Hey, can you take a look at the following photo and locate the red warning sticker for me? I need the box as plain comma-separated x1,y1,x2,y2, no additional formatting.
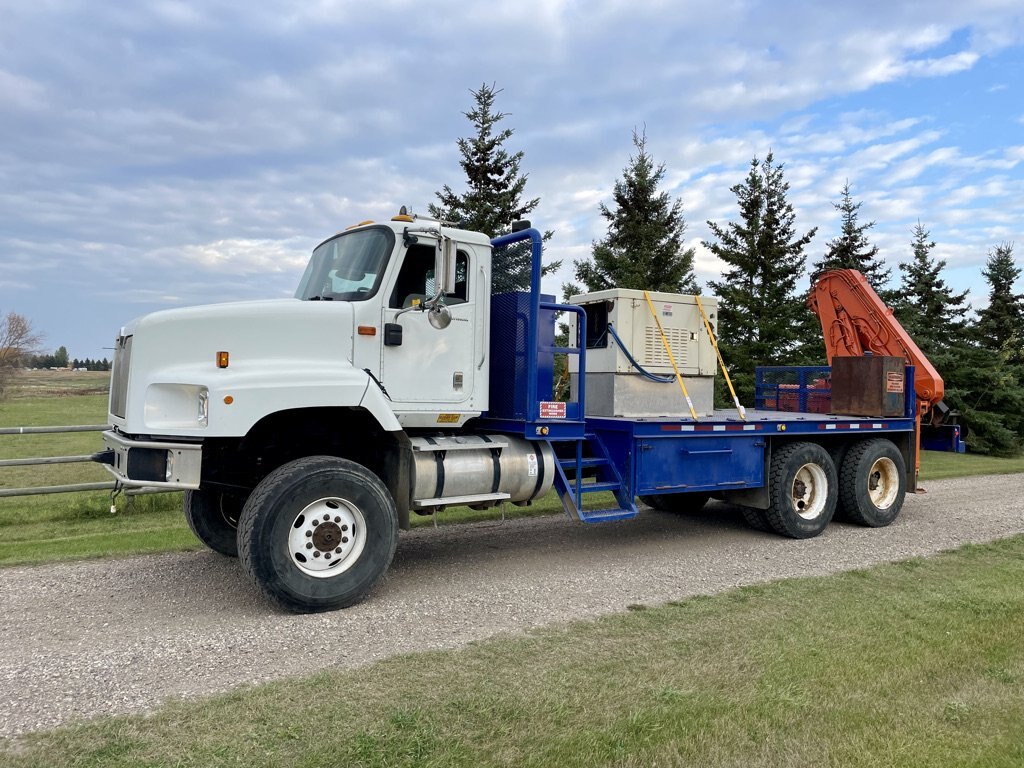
540,401,566,418
886,371,904,393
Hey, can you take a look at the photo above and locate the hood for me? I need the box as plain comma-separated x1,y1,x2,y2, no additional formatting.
124,298,355,366
110,298,360,435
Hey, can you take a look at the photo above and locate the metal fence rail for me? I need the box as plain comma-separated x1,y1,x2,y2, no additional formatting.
0,424,108,435
0,424,165,498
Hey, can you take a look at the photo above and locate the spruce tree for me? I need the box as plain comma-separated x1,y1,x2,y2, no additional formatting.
430,83,555,293
976,242,1023,360
894,222,969,354
813,181,892,297
569,130,698,295
936,341,1024,456
53,346,69,368
947,240,1024,454
706,153,817,401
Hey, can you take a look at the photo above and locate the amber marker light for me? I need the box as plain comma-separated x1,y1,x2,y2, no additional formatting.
216,351,230,368
357,326,377,336
223,396,234,405
344,220,374,230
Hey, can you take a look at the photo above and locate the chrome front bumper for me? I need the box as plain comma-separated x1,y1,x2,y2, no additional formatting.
97,430,203,490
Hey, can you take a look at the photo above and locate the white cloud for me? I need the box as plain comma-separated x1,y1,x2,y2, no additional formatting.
886,147,963,184
156,237,310,275
0,69,46,112
2,0,1023,356
900,50,981,77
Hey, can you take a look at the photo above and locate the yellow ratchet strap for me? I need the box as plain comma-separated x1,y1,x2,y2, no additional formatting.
643,290,699,421
694,295,746,421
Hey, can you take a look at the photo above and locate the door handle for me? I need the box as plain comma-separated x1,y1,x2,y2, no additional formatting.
478,263,489,370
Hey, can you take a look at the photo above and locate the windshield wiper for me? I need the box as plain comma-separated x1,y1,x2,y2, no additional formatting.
308,295,334,301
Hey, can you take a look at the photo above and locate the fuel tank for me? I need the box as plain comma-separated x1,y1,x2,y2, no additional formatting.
409,434,555,509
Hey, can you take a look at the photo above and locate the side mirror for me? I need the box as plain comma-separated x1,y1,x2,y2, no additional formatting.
428,304,452,330
434,235,458,296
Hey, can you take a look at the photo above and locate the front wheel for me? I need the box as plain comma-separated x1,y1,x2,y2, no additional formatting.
184,489,246,557
839,439,906,527
765,442,837,539
238,456,399,613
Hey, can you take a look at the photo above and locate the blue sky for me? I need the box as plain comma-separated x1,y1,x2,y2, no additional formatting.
1,0,1022,360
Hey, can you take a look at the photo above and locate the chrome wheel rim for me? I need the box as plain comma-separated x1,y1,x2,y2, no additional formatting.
288,497,367,578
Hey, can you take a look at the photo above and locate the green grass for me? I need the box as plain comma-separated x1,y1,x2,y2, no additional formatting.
3,369,111,400
0,379,190,565
0,373,583,566
4,536,1023,767
918,450,1024,480
1,370,1021,567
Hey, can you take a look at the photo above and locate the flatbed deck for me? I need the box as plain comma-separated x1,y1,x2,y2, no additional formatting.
588,409,916,438
562,408,919,507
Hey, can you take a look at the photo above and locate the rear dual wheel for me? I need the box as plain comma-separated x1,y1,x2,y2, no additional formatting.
640,492,710,514
765,442,837,539
839,439,906,527
740,507,772,532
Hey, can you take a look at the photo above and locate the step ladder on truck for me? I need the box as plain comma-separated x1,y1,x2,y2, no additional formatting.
93,212,961,612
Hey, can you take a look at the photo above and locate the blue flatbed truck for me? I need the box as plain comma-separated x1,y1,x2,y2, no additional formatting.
96,214,958,611
479,225,929,541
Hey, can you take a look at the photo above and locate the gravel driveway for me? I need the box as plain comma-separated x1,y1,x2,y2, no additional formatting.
1,473,1022,737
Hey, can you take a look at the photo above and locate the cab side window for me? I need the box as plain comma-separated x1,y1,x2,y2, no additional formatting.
389,244,470,309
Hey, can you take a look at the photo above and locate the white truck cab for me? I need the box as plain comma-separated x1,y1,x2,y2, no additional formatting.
96,213,555,612
108,216,492,444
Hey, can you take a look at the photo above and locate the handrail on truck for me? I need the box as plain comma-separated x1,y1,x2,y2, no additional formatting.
490,226,587,425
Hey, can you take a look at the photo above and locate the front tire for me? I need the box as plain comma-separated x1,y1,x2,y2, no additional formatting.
184,489,246,557
765,442,837,539
839,439,906,527
238,456,399,613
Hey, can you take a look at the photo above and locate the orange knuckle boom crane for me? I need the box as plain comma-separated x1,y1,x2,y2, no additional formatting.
808,268,956,472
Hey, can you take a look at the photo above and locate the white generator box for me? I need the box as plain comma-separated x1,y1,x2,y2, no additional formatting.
567,289,719,418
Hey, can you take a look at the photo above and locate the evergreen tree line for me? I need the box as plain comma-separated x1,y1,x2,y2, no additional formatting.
70,357,112,371
25,346,111,371
431,85,1023,455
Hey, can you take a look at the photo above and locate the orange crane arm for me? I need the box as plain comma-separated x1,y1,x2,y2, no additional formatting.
807,269,944,409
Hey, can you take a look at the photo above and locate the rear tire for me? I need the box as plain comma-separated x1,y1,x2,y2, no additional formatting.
740,507,772,532
238,456,398,613
640,492,711,514
839,439,906,527
828,443,851,520
765,442,837,539
184,489,246,557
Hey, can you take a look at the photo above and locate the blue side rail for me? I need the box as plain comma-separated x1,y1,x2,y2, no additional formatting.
484,228,588,439
755,366,832,413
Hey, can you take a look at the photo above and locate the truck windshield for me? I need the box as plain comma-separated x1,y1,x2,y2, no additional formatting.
295,227,395,301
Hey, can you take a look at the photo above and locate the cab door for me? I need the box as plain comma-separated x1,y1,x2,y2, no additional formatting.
379,242,476,407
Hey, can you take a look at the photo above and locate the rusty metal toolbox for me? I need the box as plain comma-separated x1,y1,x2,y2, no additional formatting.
830,355,906,418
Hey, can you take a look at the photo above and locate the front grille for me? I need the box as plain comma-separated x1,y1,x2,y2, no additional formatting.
110,335,132,419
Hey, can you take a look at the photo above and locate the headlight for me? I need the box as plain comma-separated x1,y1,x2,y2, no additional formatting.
144,384,211,430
